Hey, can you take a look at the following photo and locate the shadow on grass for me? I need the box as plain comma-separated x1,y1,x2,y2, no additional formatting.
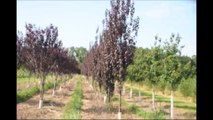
155,98,195,111
183,112,196,118
163,105,170,109
81,104,129,115
43,100,65,107
175,104,196,111
17,75,30,79
156,96,192,104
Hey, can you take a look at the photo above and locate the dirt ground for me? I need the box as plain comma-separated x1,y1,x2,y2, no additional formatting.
80,78,141,119
17,75,195,119
16,76,77,119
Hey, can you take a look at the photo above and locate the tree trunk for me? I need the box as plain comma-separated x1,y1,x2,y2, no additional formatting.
130,80,133,98
104,95,107,104
92,79,94,88
115,82,116,92
118,111,121,119
123,86,125,95
59,86,62,91
39,77,45,109
108,87,110,103
170,90,174,119
130,87,133,98
52,83,55,96
139,88,141,102
98,83,102,99
118,82,122,119
152,84,155,109
52,74,58,96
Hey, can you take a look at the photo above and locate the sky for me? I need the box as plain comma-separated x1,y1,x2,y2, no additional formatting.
17,0,196,57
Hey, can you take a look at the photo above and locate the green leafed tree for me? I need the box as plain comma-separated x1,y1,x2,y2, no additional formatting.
148,35,164,109
69,47,88,68
162,33,185,119
127,47,149,100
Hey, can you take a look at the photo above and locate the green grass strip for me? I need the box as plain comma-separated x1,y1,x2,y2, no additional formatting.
124,85,196,111
112,95,166,119
128,104,166,119
17,77,68,104
63,78,83,119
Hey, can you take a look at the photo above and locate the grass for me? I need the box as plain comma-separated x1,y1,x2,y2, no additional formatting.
125,85,152,97
175,104,196,112
17,76,37,84
126,81,195,103
124,84,196,111
125,99,166,119
63,78,83,119
17,86,40,103
155,96,196,111
85,77,167,119
112,95,166,119
17,76,69,103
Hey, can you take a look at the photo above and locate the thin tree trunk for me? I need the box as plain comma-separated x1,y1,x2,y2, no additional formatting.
52,80,56,96
104,95,107,104
115,82,116,92
170,90,174,119
123,86,125,95
52,74,58,96
108,87,110,103
92,79,94,88
130,87,133,98
118,82,122,119
98,83,101,99
28,71,32,87
59,76,62,91
130,80,133,98
39,76,45,109
139,88,141,102
152,84,155,109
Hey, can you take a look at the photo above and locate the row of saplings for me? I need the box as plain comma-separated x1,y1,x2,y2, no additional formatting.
17,23,80,108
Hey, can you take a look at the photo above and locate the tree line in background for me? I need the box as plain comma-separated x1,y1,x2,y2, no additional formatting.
69,46,88,69
127,41,196,100
126,34,196,118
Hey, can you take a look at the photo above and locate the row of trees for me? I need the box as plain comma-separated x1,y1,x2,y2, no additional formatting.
81,0,140,118
17,24,80,108
126,34,196,119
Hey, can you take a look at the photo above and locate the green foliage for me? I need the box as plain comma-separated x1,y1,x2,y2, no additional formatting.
17,76,37,84
163,33,185,91
127,48,150,83
63,79,83,119
69,46,87,64
128,103,165,119
179,77,196,99
148,109,166,119
125,83,196,111
129,104,138,113
157,77,168,94
17,68,33,78
17,86,40,103
17,81,55,103
111,96,119,101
